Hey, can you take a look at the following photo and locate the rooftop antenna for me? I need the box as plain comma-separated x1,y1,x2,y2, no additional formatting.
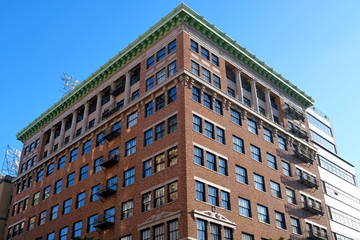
1,145,21,177
61,72,80,95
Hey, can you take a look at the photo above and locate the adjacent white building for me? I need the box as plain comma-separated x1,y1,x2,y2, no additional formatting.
307,107,360,240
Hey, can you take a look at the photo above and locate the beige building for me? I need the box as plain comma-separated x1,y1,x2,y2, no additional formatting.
0,175,13,240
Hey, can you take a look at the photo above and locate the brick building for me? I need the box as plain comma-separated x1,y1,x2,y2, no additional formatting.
5,4,332,240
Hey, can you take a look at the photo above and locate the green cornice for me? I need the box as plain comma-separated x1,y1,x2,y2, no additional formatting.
16,3,314,142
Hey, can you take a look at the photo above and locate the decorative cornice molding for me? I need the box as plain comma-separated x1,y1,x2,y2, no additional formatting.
17,3,313,142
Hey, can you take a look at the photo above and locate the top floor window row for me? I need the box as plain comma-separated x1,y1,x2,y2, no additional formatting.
190,39,219,67
23,138,40,156
147,39,177,69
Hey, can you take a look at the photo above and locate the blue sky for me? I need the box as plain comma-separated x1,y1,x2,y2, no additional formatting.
1,0,359,179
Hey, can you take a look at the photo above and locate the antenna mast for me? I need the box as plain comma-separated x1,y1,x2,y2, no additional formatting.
61,72,80,95
1,145,21,177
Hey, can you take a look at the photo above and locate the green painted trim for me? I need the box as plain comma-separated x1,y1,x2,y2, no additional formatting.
17,3,313,142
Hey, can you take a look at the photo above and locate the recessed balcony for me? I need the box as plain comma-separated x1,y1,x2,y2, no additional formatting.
101,105,118,120
111,82,125,96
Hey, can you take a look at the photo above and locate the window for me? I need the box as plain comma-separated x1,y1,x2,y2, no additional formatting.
147,55,154,69
197,219,206,240
141,229,151,240
146,76,154,91
91,185,100,202
125,138,136,156
227,87,235,97
266,153,277,170
43,185,51,200
221,191,230,210
168,86,177,103
155,153,165,172
168,181,178,202
88,214,98,233
67,172,75,187
215,99,223,115
168,61,177,76
307,113,332,136
239,197,251,217
259,106,266,116
168,219,179,240
275,211,286,229
73,221,82,238
131,89,140,101
328,207,360,232
233,135,244,153
230,109,241,125
286,188,296,204
290,217,301,234
250,145,261,162
210,223,220,240
196,181,205,201
201,46,210,60
219,158,228,176
206,152,216,171
257,204,269,223
143,159,152,178
323,181,360,209
213,74,221,88
254,173,265,192
193,115,202,133
33,192,40,206
168,39,176,54
270,181,281,198
54,179,62,194
120,235,132,240
78,165,89,181
82,140,91,155
59,227,68,240
145,101,153,118
76,192,86,208
144,129,153,146
205,121,214,139
50,205,59,220
63,198,72,215
208,186,218,206
37,169,43,182
168,115,177,134
156,68,166,84
278,136,287,150
189,38,200,52
191,61,200,76
46,163,54,176
282,161,291,176
58,156,66,169
104,207,116,223
127,111,138,128
192,86,201,103
28,216,35,231
155,122,165,140
212,54,219,66
122,200,133,219
155,94,165,111
70,148,78,162
318,155,355,184
93,157,102,174
142,192,151,212
123,167,135,187
203,93,213,109
47,232,55,240
156,47,166,61
242,232,254,240
194,146,204,165
263,128,273,143
154,224,164,240
168,147,178,166
236,165,248,184
202,67,210,82
215,127,226,144
154,187,165,207
39,210,47,225
247,119,258,134
333,233,354,240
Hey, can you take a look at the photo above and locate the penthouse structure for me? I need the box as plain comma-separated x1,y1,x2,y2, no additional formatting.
6,4,333,240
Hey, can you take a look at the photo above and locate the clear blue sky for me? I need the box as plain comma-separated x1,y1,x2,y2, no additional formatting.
1,1,359,179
